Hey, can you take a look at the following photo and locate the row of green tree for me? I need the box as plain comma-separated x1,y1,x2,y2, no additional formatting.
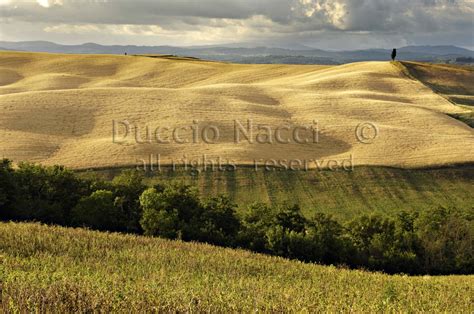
1,160,472,275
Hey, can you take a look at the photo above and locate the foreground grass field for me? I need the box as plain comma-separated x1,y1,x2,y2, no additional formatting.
0,222,472,312
86,165,474,218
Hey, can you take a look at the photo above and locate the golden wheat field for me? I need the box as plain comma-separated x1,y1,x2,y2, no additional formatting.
0,51,472,169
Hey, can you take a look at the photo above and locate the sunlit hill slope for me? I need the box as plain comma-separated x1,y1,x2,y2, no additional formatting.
0,51,472,169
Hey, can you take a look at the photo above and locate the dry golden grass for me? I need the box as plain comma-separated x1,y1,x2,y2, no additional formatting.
0,51,472,169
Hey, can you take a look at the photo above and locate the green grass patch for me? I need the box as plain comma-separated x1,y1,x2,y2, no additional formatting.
82,165,474,219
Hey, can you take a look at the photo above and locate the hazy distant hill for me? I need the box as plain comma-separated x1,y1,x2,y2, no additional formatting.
0,41,472,64
399,45,474,55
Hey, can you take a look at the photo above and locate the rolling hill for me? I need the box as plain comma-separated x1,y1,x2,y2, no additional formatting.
0,51,473,170
1,222,472,312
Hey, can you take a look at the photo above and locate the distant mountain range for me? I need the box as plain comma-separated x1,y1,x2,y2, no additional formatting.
1,41,473,64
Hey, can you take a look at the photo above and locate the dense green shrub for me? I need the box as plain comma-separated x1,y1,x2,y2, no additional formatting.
8,162,88,224
416,207,473,274
139,183,202,239
346,213,422,273
140,184,240,246
71,190,124,231
238,203,276,252
274,204,307,233
0,159,15,217
111,170,147,233
198,195,241,246
305,213,349,264
139,187,181,238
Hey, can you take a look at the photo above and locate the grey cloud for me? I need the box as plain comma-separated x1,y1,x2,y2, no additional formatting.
0,0,472,49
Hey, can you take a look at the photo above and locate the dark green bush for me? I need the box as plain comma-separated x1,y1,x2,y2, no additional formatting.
0,160,15,213
274,204,307,233
198,195,241,246
416,207,473,274
139,182,203,239
9,162,88,224
238,203,276,252
139,187,181,238
140,184,240,246
71,190,125,231
305,213,348,264
112,170,147,233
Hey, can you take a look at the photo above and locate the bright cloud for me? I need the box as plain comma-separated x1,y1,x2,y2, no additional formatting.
36,0,63,8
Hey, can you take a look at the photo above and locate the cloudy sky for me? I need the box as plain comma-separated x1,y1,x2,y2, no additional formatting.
0,0,473,50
